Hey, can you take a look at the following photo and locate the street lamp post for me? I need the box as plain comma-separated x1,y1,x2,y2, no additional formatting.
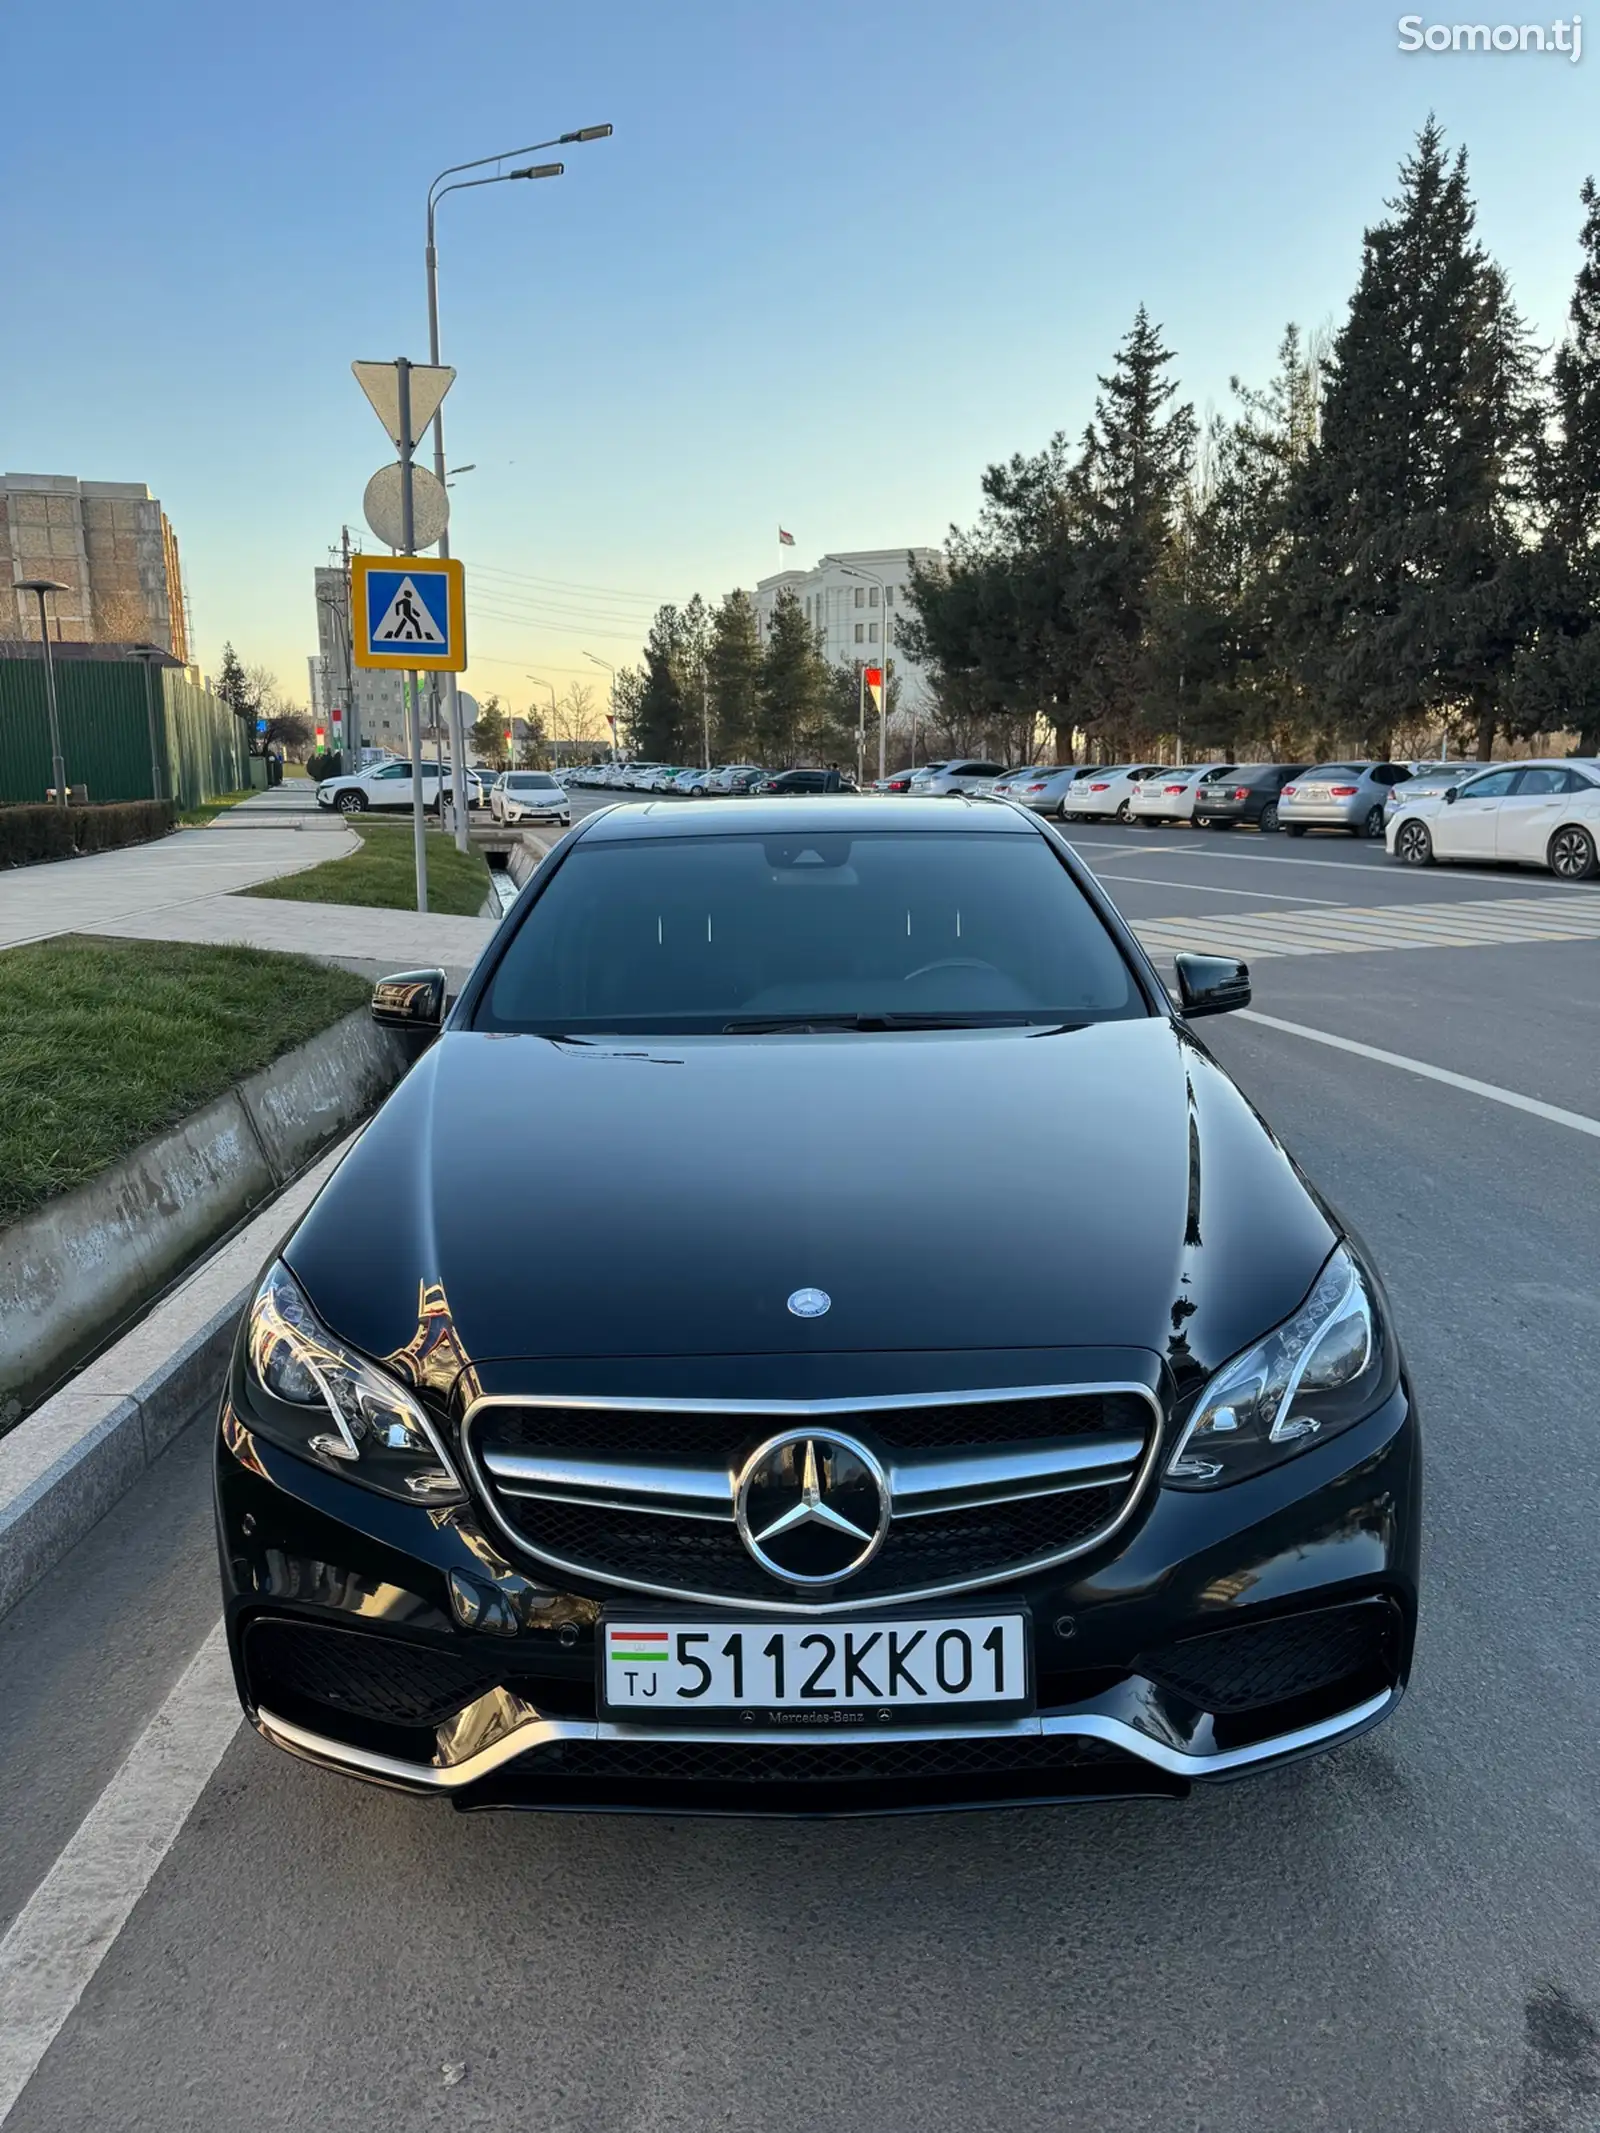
15,579,70,805
426,123,612,852
125,643,170,802
583,651,617,758
526,674,557,766
827,561,892,782
317,591,358,768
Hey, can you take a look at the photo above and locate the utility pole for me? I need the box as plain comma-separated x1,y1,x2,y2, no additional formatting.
340,525,359,766
396,358,428,914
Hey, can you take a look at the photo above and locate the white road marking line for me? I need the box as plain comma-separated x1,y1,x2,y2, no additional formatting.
1091,872,1347,906
1236,1012,1600,1140
1070,834,1576,890
0,1622,239,2126
1131,895,1600,960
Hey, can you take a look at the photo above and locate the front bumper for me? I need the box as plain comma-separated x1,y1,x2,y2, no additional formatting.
217,1370,1420,1814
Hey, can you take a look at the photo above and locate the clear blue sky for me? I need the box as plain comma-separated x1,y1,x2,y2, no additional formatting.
3,0,1595,719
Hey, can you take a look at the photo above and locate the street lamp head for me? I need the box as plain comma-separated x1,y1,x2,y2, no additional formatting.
510,162,564,181
14,577,68,596
125,642,169,663
561,124,614,143
583,651,614,672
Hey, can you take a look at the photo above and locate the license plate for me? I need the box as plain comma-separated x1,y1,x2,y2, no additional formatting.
599,1613,1031,1725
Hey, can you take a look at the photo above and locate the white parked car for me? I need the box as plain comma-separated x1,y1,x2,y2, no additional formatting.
673,768,713,796
490,770,571,826
1059,765,1166,824
1387,760,1600,879
707,763,761,793
1129,765,1239,825
315,759,447,815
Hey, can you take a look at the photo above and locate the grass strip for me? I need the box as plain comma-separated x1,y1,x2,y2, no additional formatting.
0,937,369,1226
179,789,253,827
242,817,491,917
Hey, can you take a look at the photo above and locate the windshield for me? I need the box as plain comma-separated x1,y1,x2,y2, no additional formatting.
476,829,1145,1034
509,773,557,790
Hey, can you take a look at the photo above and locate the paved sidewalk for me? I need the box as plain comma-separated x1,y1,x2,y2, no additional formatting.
91,893,496,985
0,820,358,953
205,783,327,824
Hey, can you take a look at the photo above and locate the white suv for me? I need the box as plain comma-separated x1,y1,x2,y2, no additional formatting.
316,760,446,814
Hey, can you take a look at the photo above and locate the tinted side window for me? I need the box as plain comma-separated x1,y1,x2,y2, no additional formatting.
1514,767,1578,795
1460,769,1520,798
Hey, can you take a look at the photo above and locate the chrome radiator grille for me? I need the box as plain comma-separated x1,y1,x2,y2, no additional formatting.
461,1386,1160,1612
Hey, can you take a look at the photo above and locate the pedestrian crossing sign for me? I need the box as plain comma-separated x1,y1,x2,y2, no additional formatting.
351,554,466,671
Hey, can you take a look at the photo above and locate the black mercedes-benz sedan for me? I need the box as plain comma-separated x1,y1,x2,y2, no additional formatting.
216,797,1420,1814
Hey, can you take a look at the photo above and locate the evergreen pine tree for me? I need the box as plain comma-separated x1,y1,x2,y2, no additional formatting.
1520,178,1600,755
1062,306,1197,752
707,591,763,759
633,605,695,761
214,643,257,724
757,589,831,763
1285,121,1538,754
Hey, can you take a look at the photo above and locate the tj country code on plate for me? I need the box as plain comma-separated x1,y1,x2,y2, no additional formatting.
600,1614,1030,1721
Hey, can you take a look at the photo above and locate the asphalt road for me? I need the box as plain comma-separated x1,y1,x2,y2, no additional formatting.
4,817,1599,2133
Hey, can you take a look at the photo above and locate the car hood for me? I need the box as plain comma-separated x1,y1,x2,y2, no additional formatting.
285,1020,1336,1392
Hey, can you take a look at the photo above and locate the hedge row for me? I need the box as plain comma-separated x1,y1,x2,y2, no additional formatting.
0,801,178,869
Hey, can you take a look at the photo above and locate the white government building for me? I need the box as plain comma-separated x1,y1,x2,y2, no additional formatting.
753,546,940,713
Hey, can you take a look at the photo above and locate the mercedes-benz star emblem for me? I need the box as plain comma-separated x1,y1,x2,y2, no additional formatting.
787,1288,831,1318
734,1430,890,1586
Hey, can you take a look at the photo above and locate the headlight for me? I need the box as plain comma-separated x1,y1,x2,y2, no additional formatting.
1164,1246,1389,1489
243,1261,464,1503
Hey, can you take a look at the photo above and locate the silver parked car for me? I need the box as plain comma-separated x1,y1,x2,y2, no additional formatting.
1385,762,1487,816
1008,765,1081,816
1278,762,1415,838
909,758,1008,796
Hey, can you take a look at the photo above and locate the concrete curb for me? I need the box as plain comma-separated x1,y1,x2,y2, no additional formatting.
0,1133,354,1623
0,1011,408,1426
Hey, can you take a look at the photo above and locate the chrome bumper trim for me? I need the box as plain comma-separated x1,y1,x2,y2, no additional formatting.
254,1686,1396,1795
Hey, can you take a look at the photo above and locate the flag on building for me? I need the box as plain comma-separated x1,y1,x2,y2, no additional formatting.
778,527,796,547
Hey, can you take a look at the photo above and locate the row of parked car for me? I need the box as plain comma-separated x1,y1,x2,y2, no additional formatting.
563,762,857,796
549,751,1600,880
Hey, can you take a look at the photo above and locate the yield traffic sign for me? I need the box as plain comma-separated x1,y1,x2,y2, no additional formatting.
351,360,456,449
351,554,467,671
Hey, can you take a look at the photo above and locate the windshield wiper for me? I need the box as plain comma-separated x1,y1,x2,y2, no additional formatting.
722,1011,1053,1033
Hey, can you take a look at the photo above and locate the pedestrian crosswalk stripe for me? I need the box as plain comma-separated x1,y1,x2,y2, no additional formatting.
1131,895,1600,962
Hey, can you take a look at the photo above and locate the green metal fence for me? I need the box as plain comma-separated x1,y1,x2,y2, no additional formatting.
0,658,248,809
161,671,250,808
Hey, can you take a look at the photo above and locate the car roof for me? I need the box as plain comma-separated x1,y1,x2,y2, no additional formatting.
576,795,1038,841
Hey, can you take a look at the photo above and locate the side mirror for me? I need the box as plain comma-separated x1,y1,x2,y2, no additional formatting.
371,967,447,1035
1173,952,1251,1020
1443,787,1458,804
